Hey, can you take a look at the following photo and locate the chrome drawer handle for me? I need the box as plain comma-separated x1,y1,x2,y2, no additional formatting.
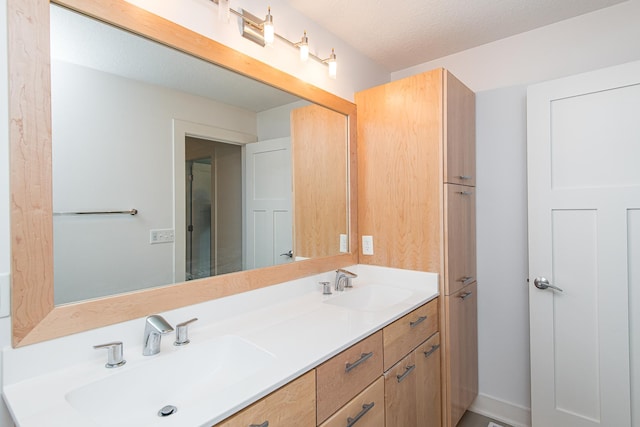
424,344,440,358
457,190,473,195
459,291,473,301
457,276,475,285
409,315,427,328
396,364,416,383
458,175,472,180
249,422,268,427
345,352,374,373
346,402,375,427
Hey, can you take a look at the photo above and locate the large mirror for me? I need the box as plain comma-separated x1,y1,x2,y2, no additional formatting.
8,0,357,346
50,4,348,305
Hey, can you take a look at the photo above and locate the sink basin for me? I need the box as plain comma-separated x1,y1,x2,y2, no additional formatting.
324,284,412,311
65,335,274,426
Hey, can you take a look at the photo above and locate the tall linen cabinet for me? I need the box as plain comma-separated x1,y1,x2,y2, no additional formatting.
355,68,477,427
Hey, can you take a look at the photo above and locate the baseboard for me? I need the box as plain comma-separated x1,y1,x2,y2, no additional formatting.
468,393,532,427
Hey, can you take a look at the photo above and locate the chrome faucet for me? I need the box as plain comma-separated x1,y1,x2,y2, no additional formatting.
143,315,174,356
335,268,358,291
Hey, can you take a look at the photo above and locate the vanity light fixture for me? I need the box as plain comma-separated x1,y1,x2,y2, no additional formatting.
296,31,309,62
209,0,338,78
324,48,337,79
263,7,275,46
217,0,229,22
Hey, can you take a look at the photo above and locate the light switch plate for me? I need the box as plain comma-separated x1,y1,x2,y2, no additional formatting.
362,235,374,255
150,229,175,244
339,234,348,253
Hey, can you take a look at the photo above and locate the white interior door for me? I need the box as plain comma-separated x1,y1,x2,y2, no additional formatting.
527,60,640,427
244,137,293,269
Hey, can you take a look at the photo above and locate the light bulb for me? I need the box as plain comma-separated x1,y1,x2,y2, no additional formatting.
217,0,229,22
328,48,337,79
263,7,274,46
299,31,309,62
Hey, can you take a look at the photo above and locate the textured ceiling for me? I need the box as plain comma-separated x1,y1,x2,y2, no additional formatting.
284,0,628,71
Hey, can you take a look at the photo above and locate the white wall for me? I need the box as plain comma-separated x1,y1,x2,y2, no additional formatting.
52,60,257,304
391,1,640,425
125,0,390,101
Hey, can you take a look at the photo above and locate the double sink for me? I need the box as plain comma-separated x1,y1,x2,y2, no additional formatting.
3,268,439,427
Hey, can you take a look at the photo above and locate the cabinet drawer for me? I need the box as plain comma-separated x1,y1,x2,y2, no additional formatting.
319,376,384,427
383,299,438,371
215,370,316,427
444,184,476,295
317,331,383,424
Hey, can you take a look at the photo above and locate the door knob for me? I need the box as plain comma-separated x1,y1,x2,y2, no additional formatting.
533,277,563,293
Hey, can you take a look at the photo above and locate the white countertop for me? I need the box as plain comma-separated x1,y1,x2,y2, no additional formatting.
2,265,438,427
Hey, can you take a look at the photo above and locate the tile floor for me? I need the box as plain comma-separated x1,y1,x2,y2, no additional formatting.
457,411,514,427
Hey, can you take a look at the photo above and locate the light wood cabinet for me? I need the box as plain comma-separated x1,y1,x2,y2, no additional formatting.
319,377,385,427
385,332,442,427
215,370,316,427
417,332,442,427
356,68,477,427
291,104,348,259
385,349,419,426
444,73,476,187
444,184,476,296
383,298,438,371
316,331,383,424
445,283,478,427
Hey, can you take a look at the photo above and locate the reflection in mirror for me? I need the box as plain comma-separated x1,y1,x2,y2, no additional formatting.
50,4,348,305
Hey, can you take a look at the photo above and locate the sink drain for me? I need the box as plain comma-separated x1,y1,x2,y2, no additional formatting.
158,405,178,417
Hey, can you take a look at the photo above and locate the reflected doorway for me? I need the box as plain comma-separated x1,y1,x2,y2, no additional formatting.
185,137,242,280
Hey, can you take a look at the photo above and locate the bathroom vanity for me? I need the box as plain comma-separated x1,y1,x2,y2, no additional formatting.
2,265,439,426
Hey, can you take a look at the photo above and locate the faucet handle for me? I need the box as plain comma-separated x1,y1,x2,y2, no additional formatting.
94,341,126,368
320,281,332,295
174,317,198,346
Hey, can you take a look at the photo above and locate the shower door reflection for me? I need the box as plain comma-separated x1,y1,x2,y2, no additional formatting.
185,137,242,280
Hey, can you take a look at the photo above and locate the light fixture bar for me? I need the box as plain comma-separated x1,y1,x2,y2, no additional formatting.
209,0,336,75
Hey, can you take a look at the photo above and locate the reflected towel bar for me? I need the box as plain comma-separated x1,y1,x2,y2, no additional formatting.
54,209,138,216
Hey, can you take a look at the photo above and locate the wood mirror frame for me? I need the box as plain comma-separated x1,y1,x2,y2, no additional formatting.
8,0,358,347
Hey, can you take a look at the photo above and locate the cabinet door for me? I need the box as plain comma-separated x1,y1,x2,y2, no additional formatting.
445,283,478,427
444,184,476,295
416,333,441,427
319,377,385,427
444,71,476,186
215,371,316,427
385,351,418,426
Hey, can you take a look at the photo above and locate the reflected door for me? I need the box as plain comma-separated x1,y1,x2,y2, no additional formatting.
245,138,293,269
185,137,242,279
186,159,212,280
527,61,640,426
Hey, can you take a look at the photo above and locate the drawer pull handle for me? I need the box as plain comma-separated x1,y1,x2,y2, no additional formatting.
457,190,473,195
459,291,473,300
249,422,268,427
346,402,375,427
409,316,427,328
396,364,416,383
424,344,441,358
457,276,475,285
345,352,374,373
458,175,472,180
